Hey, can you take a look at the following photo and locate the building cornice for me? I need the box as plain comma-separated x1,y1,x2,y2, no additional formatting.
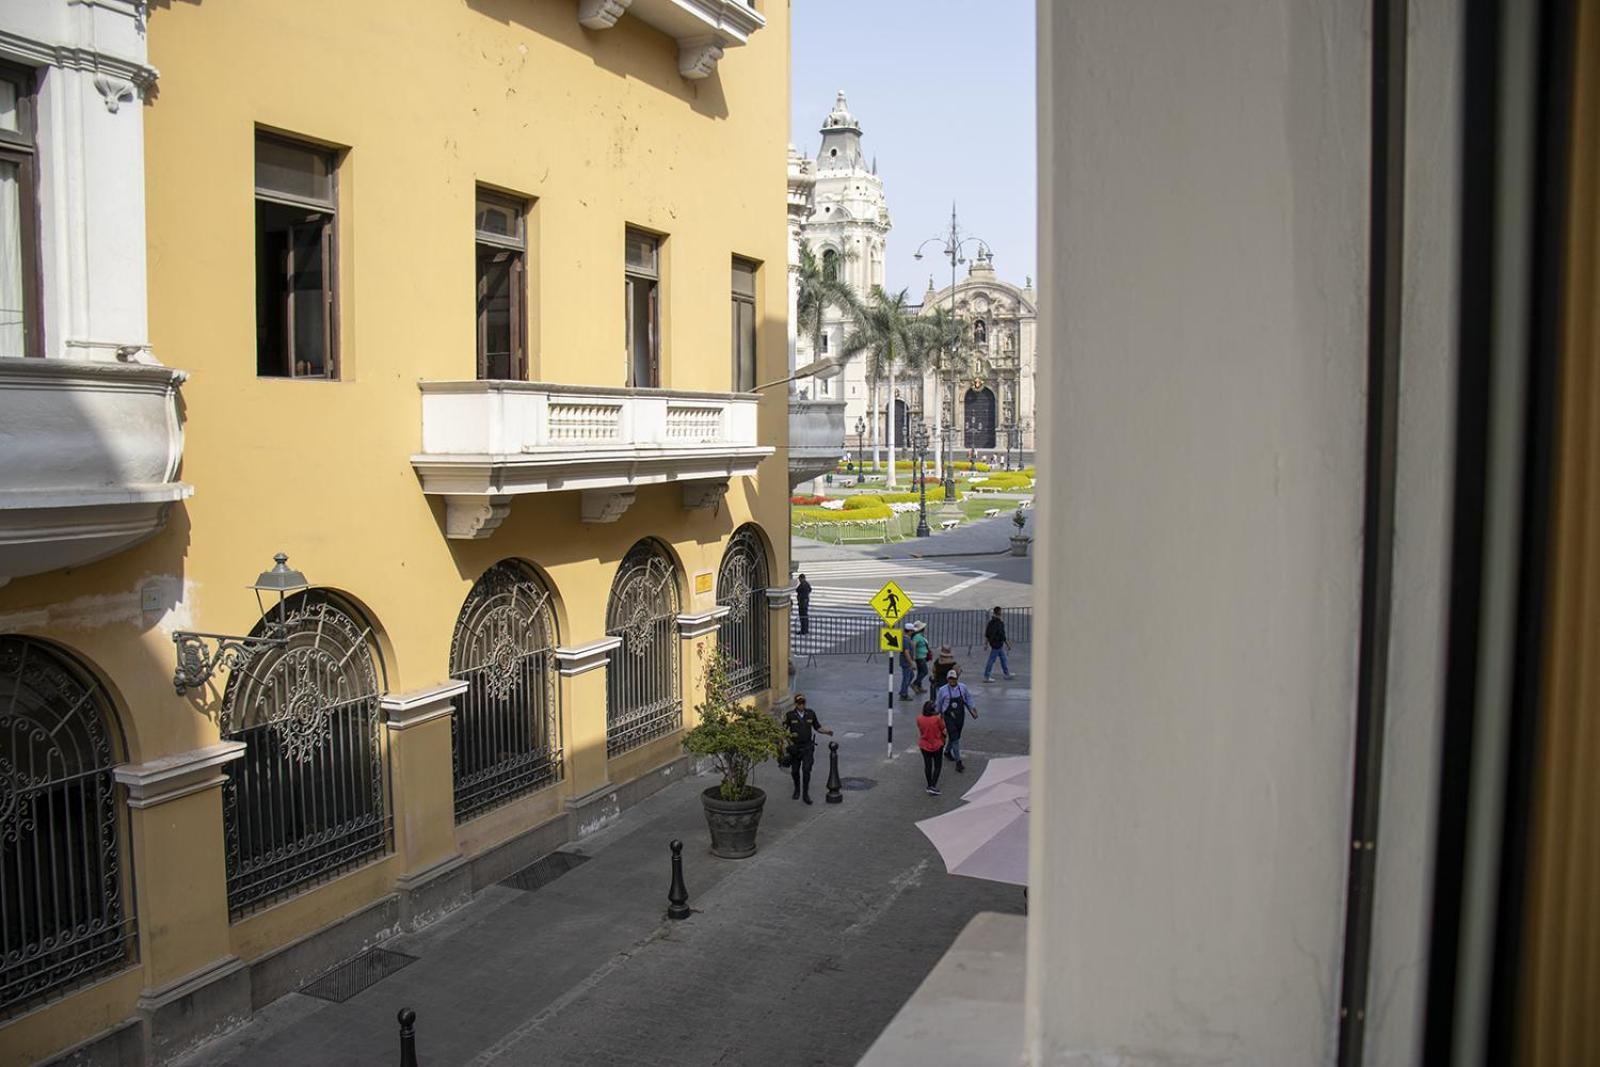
0,29,158,92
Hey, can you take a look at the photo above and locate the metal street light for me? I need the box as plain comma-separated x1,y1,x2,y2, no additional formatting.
912,421,932,538
172,553,309,695
854,415,867,477
914,203,990,492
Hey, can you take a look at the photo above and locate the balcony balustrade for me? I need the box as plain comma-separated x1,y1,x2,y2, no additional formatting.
412,380,774,538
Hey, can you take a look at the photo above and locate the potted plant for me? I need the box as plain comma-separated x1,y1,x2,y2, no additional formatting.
682,649,790,858
1009,506,1032,557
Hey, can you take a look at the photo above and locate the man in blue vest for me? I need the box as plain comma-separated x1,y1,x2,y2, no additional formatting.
934,667,978,773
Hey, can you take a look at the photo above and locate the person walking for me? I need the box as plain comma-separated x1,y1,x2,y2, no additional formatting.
983,607,1015,682
897,622,917,700
932,644,959,690
916,699,947,796
934,668,978,773
795,573,812,635
783,694,832,804
910,621,932,694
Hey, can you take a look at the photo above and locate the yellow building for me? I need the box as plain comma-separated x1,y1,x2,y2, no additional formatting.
0,1,790,1063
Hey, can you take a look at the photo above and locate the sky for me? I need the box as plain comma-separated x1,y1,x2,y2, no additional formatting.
789,0,1037,299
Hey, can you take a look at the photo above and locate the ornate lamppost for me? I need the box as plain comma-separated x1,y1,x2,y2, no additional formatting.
914,204,990,489
854,415,867,477
912,421,932,538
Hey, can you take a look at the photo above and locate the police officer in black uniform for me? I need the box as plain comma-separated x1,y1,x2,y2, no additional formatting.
783,694,833,804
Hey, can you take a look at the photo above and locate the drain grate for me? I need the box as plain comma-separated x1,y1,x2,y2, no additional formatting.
300,947,418,1004
501,850,590,892
839,777,878,791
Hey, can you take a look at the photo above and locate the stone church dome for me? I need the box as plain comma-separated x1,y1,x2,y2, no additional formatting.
822,89,860,132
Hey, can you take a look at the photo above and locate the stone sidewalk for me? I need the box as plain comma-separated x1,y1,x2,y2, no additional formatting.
175,659,1032,1067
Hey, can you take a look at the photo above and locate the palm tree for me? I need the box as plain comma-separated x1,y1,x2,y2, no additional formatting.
793,240,862,375
919,304,967,481
839,287,929,489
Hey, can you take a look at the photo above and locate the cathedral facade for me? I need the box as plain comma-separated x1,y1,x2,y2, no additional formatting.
791,91,1037,465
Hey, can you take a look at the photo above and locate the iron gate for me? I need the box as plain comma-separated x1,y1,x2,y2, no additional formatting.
450,561,562,822
605,542,681,757
220,593,388,919
716,526,770,698
0,637,134,1017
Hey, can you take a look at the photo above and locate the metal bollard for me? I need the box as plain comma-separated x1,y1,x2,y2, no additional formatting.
825,741,843,804
667,839,691,920
397,1007,417,1067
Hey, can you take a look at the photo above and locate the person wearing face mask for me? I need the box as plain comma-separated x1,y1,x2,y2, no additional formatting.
933,667,978,773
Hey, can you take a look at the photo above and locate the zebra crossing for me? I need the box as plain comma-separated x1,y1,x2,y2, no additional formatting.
796,558,997,610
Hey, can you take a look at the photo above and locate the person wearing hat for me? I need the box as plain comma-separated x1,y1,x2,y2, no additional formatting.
910,620,932,694
897,622,917,700
934,666,978,773
782,694,833,804
932,644,959,690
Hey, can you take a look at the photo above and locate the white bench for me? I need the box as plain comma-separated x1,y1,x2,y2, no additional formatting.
938,518,960,531
983,508,1001,518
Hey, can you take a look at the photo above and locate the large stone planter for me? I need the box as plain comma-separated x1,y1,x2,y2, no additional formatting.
1009,536,1032,558
701,786,766,858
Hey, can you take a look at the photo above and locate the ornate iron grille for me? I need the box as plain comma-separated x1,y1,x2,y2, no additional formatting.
0,637,135,1018
449,562,562,822
605,542,682,757
220,593,388,920
716,527,770,698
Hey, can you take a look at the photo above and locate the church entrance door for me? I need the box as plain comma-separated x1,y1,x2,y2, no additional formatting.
964,387,997,449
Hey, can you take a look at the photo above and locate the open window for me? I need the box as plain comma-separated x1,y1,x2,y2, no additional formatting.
255,134,338,378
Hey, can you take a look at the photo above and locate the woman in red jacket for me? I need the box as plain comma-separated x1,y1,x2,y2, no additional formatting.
916,700,947,796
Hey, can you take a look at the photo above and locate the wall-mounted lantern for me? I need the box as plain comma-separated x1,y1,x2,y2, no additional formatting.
171,553,309,695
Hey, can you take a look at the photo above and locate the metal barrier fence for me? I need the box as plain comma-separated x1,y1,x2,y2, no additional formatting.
790,607,1032,661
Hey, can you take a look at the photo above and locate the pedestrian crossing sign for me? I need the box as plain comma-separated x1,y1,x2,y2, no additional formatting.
880,626,903,652
870,580,914,624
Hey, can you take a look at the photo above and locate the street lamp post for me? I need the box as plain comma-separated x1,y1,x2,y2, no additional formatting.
913,421,931,538
914,204,990,490
854,415,866,478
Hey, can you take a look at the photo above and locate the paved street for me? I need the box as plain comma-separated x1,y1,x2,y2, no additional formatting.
176,655,1031,1067
793,510,1036,565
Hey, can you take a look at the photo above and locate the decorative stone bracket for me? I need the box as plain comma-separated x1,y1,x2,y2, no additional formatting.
554,636,624,677
677,36,725,79
381,679,470,731
445,495,512,539
572,0,764,81
577,0,632,29
681,479,728,511
581,488,636,524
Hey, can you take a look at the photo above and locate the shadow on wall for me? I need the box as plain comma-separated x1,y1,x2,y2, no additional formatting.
463,0,732,120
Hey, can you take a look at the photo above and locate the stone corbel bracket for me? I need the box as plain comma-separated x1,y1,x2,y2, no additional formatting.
114,741,246,809
577,0,633,29
555,636,624,677
445,495,512,539
381,679,470,731
677,605,731,639
677,36,724,79
681,479,728,511
581,488,637,524
765,584,798,607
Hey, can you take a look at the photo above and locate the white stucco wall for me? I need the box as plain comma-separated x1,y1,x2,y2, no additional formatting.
1029,2,1372,1063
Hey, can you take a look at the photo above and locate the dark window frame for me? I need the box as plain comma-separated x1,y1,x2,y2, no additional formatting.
254,131,340,380
731,256,758,392
624,227,661,388
0,61,42,358
474,189,528,381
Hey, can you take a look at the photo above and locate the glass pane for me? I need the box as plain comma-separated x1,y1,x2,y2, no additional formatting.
475,197,521,241
290,225,327,376
628,277,657,387
0,80,16,134
731,258,756,297
0,161,22,356
625,230,657,276
256,137,333,203
478,253,516,379
734,299,756,391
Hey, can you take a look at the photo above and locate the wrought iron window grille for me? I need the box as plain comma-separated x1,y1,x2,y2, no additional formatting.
171,553,308,695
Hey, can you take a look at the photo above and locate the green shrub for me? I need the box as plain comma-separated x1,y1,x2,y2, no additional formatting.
682,649,789,801
974,473,1031,490
879,487,960,504
843,494,885,510
792,504,892,522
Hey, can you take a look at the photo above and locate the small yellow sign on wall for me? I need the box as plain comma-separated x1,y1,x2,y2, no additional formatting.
694,571,714,596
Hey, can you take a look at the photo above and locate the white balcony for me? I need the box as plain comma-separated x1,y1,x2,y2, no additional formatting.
412,381,774,538
576,0,765,79
787,396,846,490
0,358,191,581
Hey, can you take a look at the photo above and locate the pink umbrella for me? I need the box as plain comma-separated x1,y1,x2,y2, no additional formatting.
962,755,1030,805
914,795,1030,887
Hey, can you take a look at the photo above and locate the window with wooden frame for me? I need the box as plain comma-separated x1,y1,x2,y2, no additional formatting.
624,228,661,388
731,257,757,392
474,190,526,380
254,134,338,378
0,63,41,358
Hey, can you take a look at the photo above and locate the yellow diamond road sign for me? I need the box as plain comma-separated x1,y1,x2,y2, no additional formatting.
879,627,904,652
870,580,914,625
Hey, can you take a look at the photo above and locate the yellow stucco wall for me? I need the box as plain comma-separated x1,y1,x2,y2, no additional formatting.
0,2,790,1060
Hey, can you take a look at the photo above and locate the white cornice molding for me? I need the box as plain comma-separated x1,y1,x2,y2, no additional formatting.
555,636,624,676
115,742,246,809
765,584,797,606
0,30,158,92
676,606,731,638
381,680,470,731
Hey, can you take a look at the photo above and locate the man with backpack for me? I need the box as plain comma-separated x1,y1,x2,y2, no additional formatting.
934,667,978,773
983,606,1015,682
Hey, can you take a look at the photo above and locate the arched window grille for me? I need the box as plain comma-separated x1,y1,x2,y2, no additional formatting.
220,591,387,919
0,637,134,1017
716,527,770,699
449,562,562,822
605,542,682,758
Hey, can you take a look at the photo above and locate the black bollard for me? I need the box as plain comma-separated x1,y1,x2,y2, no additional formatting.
825,741,843,804
667,839,691,920
397,1007,417,1067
